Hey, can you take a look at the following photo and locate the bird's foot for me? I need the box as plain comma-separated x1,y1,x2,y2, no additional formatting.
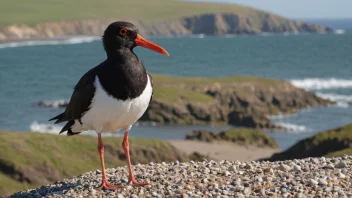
128,178,148,187
96,179,124,190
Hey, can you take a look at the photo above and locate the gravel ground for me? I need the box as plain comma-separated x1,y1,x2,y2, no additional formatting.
9,156,352,198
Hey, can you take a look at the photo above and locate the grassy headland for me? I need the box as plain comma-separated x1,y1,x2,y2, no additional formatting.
0,0,332,41
0,0,257,25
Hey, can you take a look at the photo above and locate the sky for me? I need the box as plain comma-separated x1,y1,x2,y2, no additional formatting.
192,0,352,19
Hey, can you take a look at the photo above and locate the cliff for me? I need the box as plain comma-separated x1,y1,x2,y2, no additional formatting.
265,123,352,161
0,13,332,42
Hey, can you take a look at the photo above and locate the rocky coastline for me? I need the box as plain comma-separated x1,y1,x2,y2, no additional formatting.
35,75,331,129
0,13,333,43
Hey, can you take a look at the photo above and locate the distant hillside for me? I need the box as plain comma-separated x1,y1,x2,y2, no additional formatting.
0,0,333,42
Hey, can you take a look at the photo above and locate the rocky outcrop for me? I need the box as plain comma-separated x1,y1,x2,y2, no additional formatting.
265,123,352,161
0,13,333,42
140,75,331,128
36,75,331,128
185,128,278,148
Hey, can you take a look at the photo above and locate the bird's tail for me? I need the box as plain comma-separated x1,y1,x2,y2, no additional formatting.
61,120,80,136
49,113,64,124
49,113,81,136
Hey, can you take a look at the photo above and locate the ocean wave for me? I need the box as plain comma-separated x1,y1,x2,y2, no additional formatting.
290,78,352,90
274,122,307,133
30,121,62,134
0,36,100,49
29,121,121,136
316,92,352,108
334,29,346,35
33,99,68,108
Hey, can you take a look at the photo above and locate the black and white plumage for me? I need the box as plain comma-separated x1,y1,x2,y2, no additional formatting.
50,22,165,135
49,21,169,190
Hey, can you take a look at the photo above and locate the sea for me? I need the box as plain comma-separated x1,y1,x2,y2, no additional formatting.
0,19,351,151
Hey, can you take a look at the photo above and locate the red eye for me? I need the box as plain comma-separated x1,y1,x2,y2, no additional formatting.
120,28,127,36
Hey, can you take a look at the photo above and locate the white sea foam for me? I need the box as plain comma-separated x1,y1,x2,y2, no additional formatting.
316,92,352,108
334,29,346,35
274,122,307,133
29,121,121,136
30,121,62,134
0,36,100,49
290,78,352,90
35,99,68,108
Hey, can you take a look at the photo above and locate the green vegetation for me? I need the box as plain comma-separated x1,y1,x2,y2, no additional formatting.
220,128,278,148
153,74,283,88
0,131,201,196
151,74,284,103
154,86,213,103
0,0,262,25
185,128,279,148
266,123,352,161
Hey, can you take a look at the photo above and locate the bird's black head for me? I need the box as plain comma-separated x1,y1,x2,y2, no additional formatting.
102,21,169,57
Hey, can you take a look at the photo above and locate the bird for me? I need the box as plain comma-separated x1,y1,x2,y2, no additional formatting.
49,21,169,190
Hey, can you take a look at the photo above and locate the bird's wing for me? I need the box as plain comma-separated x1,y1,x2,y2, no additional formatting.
147,73,153,105
50,66,98,123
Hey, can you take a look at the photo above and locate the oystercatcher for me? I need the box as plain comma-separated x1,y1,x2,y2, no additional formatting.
49,21,169,190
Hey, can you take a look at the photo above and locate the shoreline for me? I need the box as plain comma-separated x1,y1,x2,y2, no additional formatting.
168,140,280,161
0,30,344,46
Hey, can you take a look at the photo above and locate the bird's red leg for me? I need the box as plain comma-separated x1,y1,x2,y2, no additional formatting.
122,130,148,187
96,133,124,190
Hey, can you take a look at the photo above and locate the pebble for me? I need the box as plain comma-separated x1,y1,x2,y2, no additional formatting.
335,161,348,168
308,179,318,186
318,178,328,185
8,157,352,198
228,165,237,172
279,164,292,171
293,164,302,171
323,164,335,169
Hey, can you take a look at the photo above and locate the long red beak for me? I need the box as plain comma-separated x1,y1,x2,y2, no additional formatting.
134,34,169,56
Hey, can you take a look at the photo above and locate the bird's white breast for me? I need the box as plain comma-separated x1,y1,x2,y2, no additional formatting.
72,75,152,133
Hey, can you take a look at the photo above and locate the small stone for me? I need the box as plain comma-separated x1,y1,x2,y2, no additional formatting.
224,171,231,176
335,162,348,168
295,193,307,198
181,193,189,198
293,165,301,171
152,192,158,197
279,164,292,171
308,179,318,186
228,165,237,172
130,194,138,198
318,178,327,185
243,187,251,195
323,164,335,169
325,187,332,193
339,172,346,178
244,164,253,169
